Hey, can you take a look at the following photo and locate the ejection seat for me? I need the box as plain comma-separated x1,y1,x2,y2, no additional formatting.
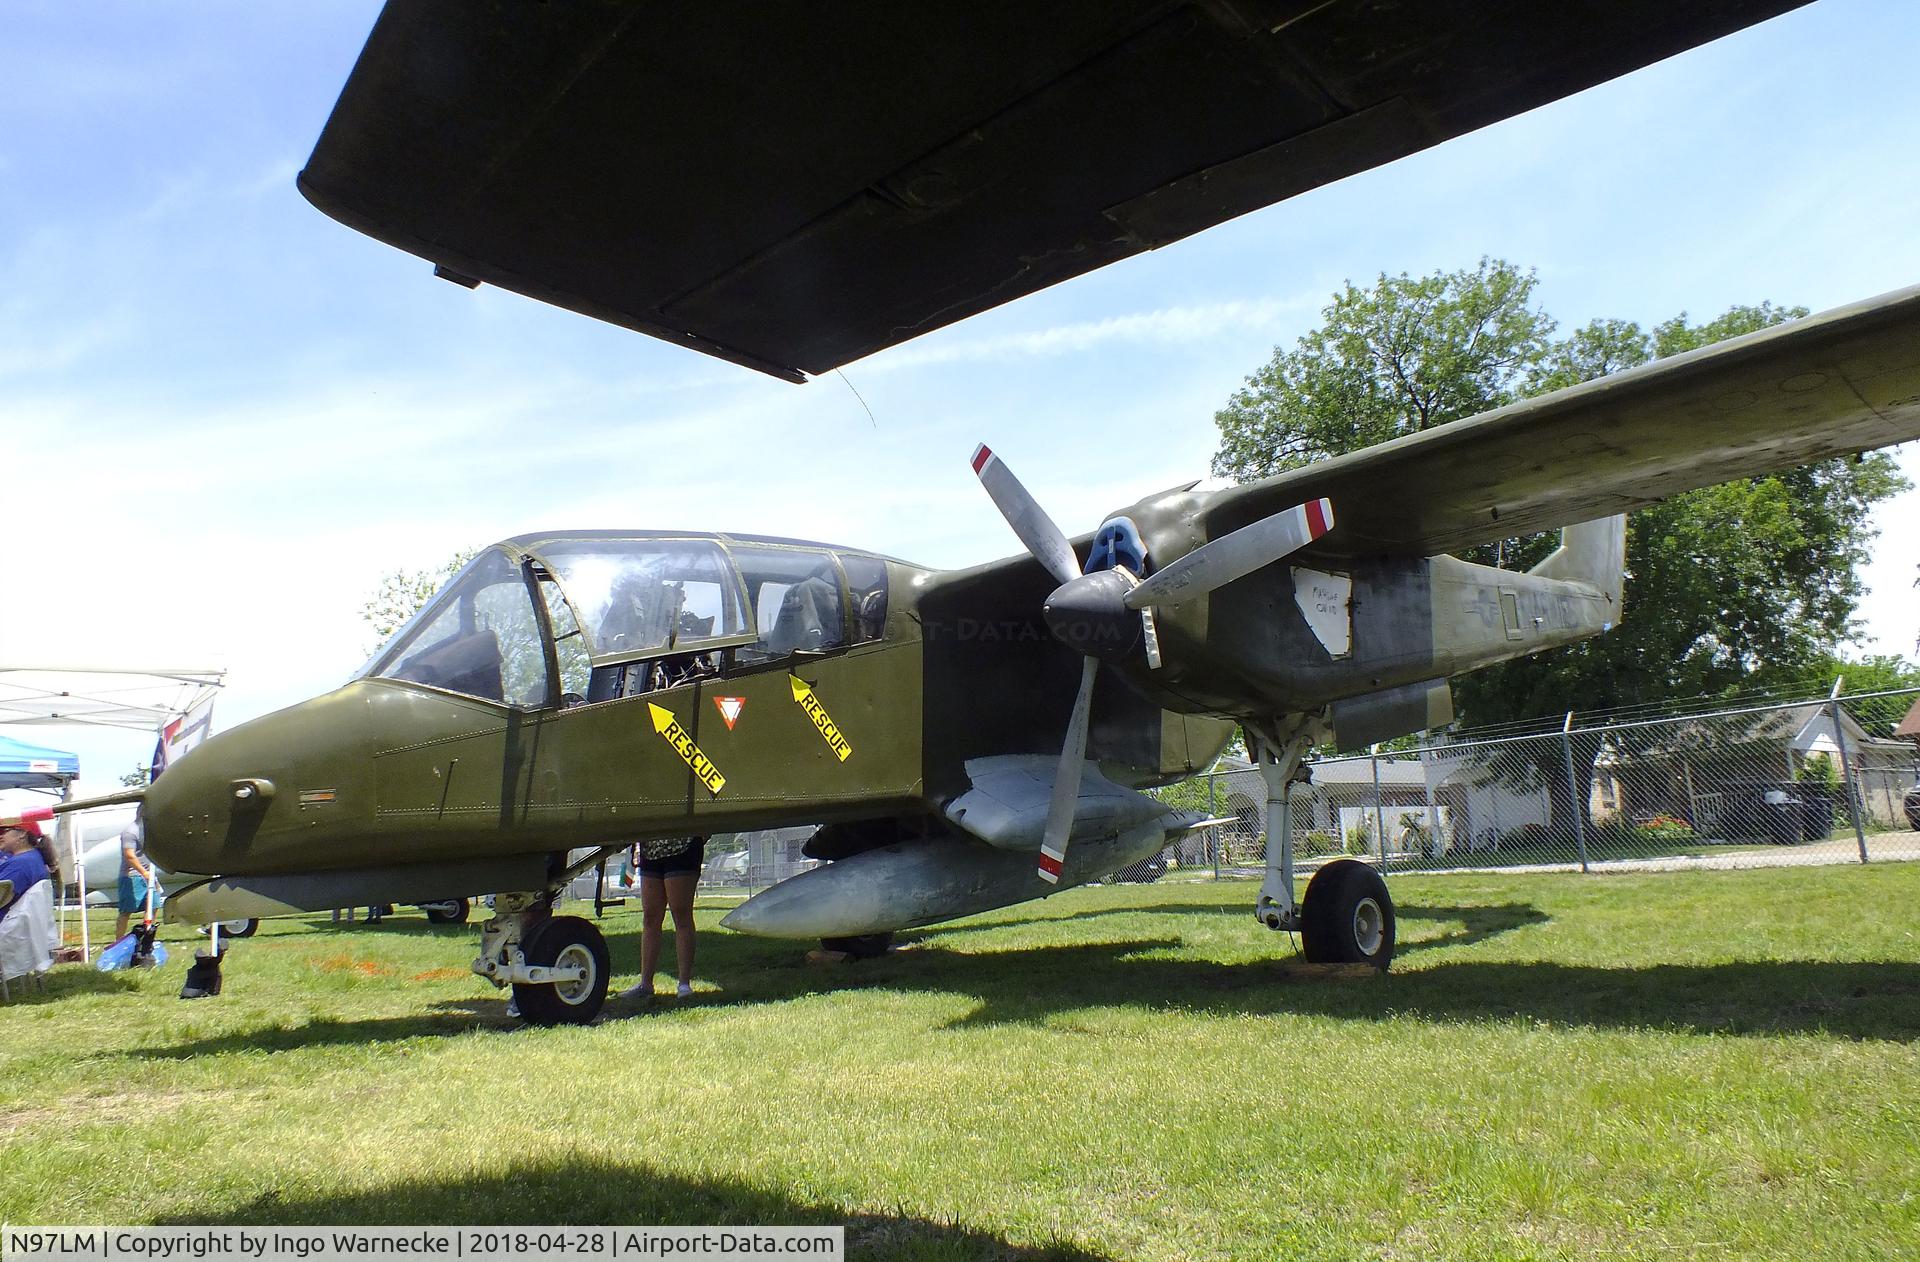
765,575,842,657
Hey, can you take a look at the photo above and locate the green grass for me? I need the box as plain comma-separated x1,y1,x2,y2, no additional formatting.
5,867,1919,1261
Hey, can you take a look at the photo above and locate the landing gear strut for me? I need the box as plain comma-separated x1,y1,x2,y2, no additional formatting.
1246,718,1396,971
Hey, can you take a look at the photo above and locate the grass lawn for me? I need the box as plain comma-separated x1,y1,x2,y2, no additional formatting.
4,867,1918,1261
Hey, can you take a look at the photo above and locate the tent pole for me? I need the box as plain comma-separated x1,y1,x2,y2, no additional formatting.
70,786,89,959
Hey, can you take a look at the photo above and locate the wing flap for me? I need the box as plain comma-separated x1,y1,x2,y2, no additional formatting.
1202,282,1920,558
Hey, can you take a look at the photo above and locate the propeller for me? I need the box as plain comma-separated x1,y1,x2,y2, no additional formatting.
970,444,1335,882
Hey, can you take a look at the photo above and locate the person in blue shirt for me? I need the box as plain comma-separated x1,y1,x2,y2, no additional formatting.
0,823,51,921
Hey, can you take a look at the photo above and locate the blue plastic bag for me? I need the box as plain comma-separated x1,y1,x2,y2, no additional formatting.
96,933,137,971
96,933,168,971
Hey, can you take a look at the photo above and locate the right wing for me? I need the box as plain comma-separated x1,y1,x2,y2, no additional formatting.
1202,283,1920,560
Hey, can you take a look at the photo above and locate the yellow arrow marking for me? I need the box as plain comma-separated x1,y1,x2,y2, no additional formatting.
648,703,726,795
788,676,853,762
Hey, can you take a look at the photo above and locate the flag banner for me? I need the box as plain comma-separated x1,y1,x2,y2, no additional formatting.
154,697,215,777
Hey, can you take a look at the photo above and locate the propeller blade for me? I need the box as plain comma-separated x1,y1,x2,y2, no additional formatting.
1125,497,1334,609
971,444,1081,587
1038,657,1099,884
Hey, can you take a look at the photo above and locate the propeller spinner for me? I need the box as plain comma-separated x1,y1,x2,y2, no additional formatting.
969,443,1335,882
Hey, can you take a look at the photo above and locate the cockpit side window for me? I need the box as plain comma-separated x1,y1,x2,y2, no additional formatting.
730,546,845,663
537,572,593,702
840,554,889,644
360,550,551,707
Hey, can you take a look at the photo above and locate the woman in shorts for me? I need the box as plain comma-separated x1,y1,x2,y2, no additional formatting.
622,836,705,1005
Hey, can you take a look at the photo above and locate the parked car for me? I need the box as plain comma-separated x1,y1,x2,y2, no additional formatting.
1904,783,1920,830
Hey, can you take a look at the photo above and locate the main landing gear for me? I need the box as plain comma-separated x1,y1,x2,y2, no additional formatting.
1246,720,1396,970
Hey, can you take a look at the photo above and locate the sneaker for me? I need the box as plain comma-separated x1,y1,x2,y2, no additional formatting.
676,981,694,1000
619,982,655,1007
505,996,520,1019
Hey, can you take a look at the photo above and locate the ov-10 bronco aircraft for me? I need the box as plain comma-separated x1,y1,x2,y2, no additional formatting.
89,279,1920,1024
61,0,1920,1024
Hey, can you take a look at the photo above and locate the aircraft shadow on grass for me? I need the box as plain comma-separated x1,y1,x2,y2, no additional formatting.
124,896,1919,1056
155,1156,1113,1261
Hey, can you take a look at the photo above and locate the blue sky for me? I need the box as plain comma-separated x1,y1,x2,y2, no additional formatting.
4,0,1917,799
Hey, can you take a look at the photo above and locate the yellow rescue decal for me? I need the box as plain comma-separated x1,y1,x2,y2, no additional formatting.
647,703,726,795
788,675,853,762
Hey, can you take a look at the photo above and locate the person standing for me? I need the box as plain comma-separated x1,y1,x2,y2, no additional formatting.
621,835,705,1005
115,815,155,941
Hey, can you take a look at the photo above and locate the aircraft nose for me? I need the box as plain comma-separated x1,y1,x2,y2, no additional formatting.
141,693,357,877
141,741,244,875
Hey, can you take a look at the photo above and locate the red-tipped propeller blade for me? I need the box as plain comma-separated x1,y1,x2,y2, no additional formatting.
1125,497,1334,609
1038,656,1099,885
970,444,1082,587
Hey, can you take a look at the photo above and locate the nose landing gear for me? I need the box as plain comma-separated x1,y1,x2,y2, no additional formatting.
474,850,626,1025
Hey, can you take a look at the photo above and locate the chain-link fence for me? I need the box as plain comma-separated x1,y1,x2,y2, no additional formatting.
585,827,822,900
1162,684,1920,879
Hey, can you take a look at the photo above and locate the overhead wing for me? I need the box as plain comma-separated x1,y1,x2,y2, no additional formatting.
1201,283,1920,560
300,0,1809,381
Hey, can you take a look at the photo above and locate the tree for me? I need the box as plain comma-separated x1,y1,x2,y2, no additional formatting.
1214,258,1554,481
1212,263,1909,837
361,549,477,651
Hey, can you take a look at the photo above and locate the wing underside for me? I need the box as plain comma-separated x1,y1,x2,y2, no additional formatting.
1202,283,1920,560
301,0,1809,380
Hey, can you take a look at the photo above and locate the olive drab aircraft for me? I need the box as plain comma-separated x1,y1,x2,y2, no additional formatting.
61,0,1920,1024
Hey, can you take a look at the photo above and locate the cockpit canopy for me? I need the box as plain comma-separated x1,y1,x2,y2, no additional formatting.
358,535,890,707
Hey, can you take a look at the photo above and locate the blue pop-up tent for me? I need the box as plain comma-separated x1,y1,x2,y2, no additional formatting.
0,733,79,790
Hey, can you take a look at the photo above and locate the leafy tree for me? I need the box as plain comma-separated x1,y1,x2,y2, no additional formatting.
1748,650,1920,698
1212,264,1910,837
1214,258,1554,481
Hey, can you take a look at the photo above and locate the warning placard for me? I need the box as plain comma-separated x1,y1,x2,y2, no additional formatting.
648,703,726,794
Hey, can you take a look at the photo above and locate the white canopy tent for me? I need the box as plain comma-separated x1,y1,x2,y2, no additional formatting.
0,665,225,957
0,665,223,732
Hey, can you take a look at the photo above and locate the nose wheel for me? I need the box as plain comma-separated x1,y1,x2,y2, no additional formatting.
513,916,610,1025
473,893,612,1025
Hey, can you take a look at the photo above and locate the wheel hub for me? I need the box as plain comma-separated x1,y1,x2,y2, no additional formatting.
1352,897,1384,956
552,943,596,1004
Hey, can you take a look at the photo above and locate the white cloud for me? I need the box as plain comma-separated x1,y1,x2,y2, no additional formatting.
863,298,1311,371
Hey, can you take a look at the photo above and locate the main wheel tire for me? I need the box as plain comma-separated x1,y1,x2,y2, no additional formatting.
218,918,258,938
1300,859,1395,970
820,932,894,958
422,898,470,925
512,916,610,1026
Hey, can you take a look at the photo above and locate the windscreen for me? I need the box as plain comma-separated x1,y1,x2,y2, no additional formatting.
357,550,550,706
